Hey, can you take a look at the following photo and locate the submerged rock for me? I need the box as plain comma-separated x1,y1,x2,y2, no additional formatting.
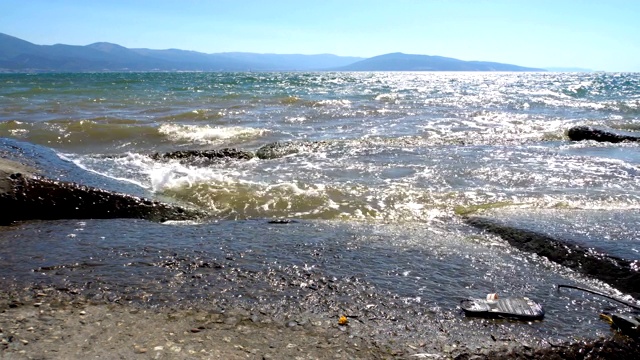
567,125,640,143
256,141,330,160
0,157,205,225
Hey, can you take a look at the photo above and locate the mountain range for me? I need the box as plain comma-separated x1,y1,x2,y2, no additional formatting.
0,32,545,72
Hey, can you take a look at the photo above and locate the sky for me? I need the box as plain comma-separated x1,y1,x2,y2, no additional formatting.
1,0,639,71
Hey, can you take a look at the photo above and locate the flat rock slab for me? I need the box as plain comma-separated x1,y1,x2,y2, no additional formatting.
465,208,640,298
1,140,205,224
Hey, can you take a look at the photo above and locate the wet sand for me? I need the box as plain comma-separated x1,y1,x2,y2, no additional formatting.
1,283,638,359
0,291,383,359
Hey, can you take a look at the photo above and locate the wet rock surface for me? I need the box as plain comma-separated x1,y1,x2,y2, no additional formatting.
0,157,205,225
1,138,206,225
256,140,331,159
150,148,255,162
465,216,640,299
567,126,640,143
0,172,205,224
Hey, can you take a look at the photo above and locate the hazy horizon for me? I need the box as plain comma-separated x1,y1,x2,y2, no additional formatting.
1,0,639,72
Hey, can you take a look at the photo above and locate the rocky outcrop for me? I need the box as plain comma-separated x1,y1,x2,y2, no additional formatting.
150,148,254,162
0,158,205,225
567,126,640,143
147,141,332,162
465,216,640,298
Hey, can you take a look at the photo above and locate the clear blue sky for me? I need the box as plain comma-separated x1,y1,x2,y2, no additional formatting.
1,0,639,71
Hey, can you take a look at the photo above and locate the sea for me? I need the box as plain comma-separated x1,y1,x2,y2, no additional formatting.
1,71,639,345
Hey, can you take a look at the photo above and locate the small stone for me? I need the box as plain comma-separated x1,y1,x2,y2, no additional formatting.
20,339,29,345
153,346,164,351
79,310,86,315
33,302,43,307
134,346,147,354
223,316,238,325
190,328,201,333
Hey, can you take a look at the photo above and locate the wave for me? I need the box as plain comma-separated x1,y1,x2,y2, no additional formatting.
153,175,640,222
0,119,165,151
157,109,225,122
62,140,640,223
157,123,268,145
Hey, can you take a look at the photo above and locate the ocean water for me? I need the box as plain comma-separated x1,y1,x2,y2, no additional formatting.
1,72,640,343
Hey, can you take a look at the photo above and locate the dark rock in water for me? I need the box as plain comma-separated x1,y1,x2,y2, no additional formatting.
150,148,254,161
268,218,296,224
465,216,640,298
1,137,147,197
567,126,640,143
1,138,206,225
0,167,205,225
256,141,330,160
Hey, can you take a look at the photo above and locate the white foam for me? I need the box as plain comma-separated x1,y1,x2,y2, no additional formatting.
158,123,267,144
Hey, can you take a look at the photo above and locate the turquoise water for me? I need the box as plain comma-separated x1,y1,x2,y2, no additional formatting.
1,72,640,343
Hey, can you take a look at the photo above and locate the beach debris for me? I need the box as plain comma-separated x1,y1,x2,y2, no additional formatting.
560,284,640,339
338,315,348,326
460,293,545,320
600,313,640,339
557,284,640,311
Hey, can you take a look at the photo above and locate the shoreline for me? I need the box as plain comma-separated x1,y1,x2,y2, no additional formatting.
1,286,638,359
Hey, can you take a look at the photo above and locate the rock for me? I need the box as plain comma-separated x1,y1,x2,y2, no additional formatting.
0,167,205,225
465,216,640,298
150,149,254,162
255,141,330,160
567,126,640,143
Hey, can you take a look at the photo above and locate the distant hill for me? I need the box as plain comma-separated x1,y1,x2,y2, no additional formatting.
335,52,545,72
0,33,363,72
0,33,542,72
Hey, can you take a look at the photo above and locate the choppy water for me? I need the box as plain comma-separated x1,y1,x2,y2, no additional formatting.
1,72,640,344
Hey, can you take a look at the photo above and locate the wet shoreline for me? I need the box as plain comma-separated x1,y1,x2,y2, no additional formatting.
1,206,639,358
1,280,638,359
